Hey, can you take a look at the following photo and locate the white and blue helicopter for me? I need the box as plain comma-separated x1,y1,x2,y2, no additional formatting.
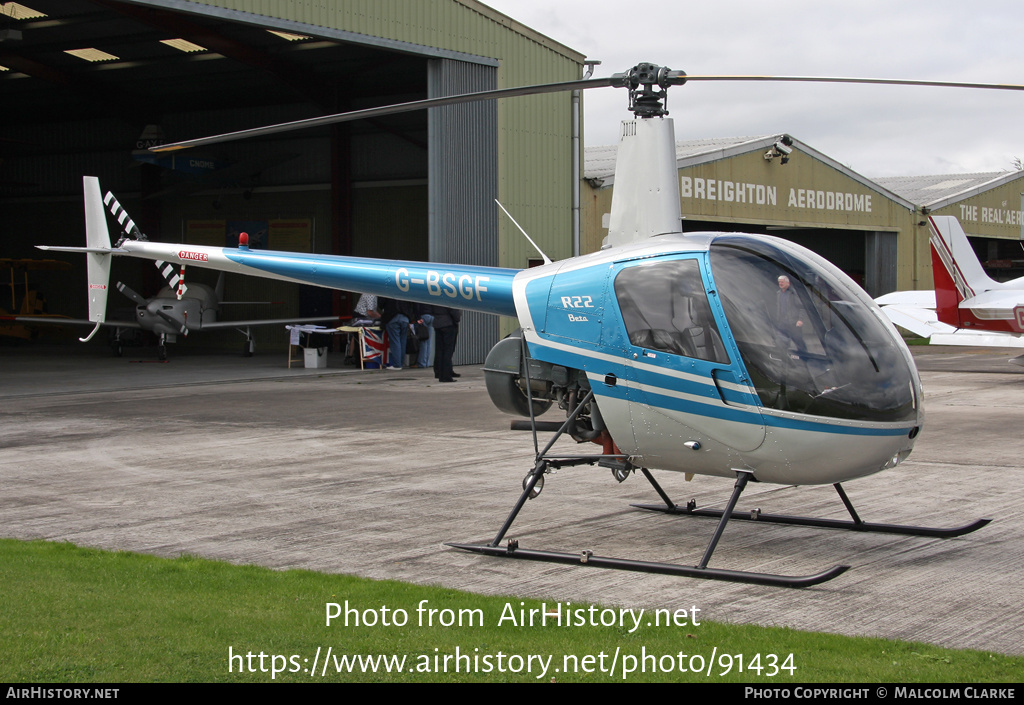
45,64,1006,587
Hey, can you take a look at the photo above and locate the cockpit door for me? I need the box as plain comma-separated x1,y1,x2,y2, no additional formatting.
610,255,766,456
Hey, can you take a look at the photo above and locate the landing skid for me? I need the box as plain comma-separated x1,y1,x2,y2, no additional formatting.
446,383,852,588
634,471,991,539
447,458,851,588
447,541,848,588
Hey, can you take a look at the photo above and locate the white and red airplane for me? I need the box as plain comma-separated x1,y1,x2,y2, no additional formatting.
877,215,1024,364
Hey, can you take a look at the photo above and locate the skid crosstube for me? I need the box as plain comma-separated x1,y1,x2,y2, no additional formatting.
446,541,849,588
631,478,992,539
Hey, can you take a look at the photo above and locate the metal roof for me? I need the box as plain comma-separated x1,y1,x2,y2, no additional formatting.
0,0,433,135
584,136,773,182
874,172,1024,210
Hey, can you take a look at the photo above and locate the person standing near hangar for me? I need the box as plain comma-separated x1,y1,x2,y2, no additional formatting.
430,306,461,383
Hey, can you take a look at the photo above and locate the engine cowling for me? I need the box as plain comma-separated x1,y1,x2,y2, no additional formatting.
483,331,552,417
483,330,607,444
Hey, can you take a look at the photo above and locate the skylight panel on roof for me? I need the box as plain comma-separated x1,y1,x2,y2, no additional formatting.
924,179,974,190
268,30,311,41
160,38,206,53
1,3,46,20
64,48,119,63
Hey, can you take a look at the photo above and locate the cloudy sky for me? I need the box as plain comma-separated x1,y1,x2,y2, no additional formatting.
481,0,1024,178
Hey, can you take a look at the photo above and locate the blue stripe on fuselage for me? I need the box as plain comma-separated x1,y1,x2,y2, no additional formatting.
529,338,913,439
224,248,519,317
636,386,912,437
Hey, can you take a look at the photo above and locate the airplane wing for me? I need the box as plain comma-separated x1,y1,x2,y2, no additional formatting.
877,302,955,339
1,315,142,329
875,290,944,337
876,289,1024,347
874,290,936,308
930,330,1024,348
197,315,340,330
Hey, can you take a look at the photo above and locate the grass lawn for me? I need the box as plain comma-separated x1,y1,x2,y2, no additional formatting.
1,539,1020,683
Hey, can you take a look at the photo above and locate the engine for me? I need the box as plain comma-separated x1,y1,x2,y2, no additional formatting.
482,330,607,443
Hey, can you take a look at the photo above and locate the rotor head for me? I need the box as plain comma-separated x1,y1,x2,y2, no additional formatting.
611,63,688,118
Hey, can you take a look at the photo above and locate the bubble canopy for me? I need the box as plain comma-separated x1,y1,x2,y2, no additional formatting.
709,236,920,423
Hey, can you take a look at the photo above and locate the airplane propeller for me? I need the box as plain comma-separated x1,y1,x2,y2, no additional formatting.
115,281,147,306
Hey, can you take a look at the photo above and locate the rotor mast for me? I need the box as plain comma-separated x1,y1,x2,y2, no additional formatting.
604,63,688,249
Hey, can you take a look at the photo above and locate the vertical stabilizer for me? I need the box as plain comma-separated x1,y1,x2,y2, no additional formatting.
928,216,997,328
81,176,112,341
605,117,681,248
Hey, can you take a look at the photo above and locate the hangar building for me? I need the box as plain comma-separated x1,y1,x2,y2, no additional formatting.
1,0,584,362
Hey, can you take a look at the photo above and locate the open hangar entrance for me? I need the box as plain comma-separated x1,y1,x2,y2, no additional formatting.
3,0,580,362
677,220,898,296
962,235,1024,283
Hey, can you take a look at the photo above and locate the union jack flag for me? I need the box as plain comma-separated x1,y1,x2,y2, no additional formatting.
361,327,385,365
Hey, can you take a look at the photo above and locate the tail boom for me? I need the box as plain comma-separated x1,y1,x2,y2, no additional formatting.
115,240,520,318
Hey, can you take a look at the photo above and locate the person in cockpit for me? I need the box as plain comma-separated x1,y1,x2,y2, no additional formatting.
775,275,806,357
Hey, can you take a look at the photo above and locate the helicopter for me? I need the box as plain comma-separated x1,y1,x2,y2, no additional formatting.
42,63,1006,587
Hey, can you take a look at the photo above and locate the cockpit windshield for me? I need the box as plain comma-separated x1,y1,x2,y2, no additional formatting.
709,236,918,423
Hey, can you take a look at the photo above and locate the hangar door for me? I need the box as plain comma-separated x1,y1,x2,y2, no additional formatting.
428,59,499,365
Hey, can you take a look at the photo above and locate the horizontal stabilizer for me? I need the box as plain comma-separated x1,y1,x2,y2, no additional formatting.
36,245,120,254
878,304,955,338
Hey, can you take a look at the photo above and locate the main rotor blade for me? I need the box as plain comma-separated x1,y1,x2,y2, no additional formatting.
683,74,1024,91
151,76,617,152
151,69,1024,153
